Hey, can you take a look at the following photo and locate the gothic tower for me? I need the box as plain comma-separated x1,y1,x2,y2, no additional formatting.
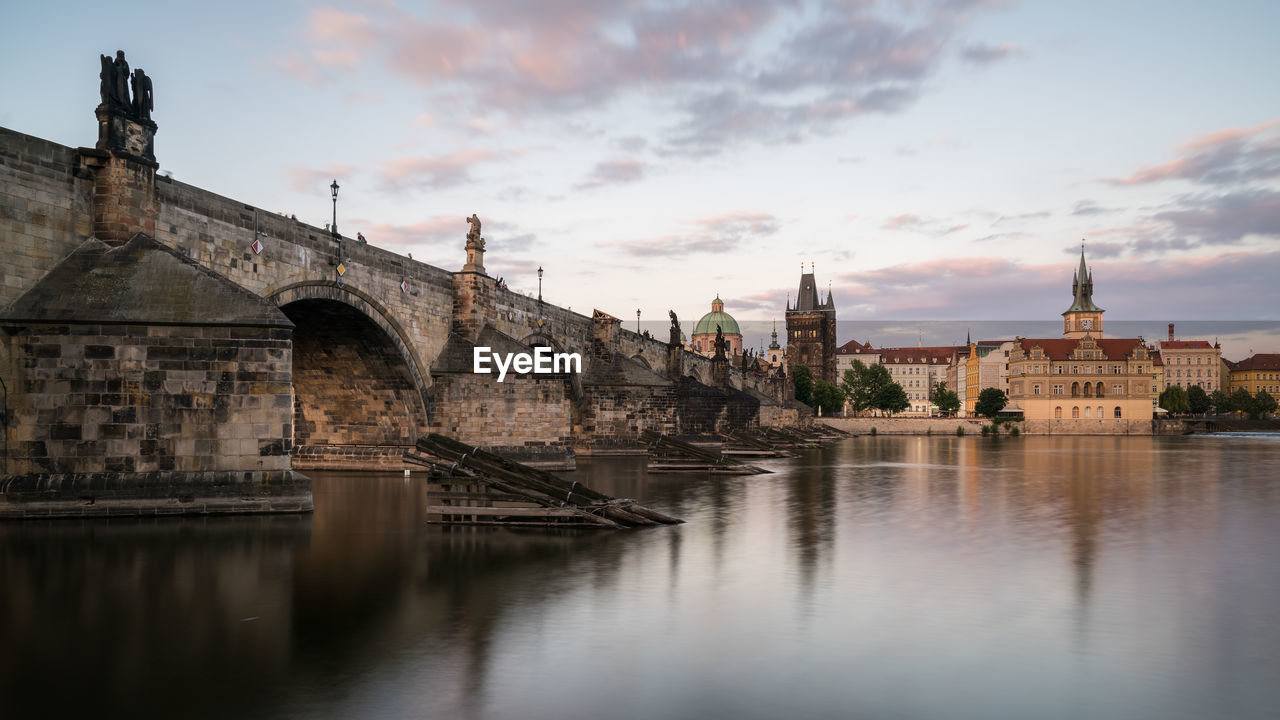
1063,247,1104,339
785,265,837,384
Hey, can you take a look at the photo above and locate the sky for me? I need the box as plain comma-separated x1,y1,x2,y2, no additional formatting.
3,0,1279,357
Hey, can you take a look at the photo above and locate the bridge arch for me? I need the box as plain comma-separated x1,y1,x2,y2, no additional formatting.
267,281,430,454
518,332,568,353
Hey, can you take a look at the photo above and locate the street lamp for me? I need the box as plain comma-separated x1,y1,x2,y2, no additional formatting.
636,308,641,334
537,266,543,303
330,179,339,236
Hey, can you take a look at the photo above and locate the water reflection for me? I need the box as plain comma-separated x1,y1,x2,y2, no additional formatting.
1,436,1277,720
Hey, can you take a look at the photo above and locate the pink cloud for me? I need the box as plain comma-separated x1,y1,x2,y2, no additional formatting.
380,150,498,190
883,213,925,230
1104,117,1280,186
287,164,357,193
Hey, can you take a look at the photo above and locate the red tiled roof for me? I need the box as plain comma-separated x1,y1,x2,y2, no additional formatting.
1232,353,1280,371
836,338,874,354
1160,340,1214,350
1017,337,1148,361
877,346,964,364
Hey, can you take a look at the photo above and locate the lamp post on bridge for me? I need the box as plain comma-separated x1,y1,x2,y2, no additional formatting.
537,266,544,327
636,308,641,334
330,180,344,280
330,179,339,236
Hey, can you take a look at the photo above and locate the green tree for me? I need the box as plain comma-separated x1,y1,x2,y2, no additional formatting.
792,364,814,406
1254,390,1278,419
1229,387,1255,417
974,387,1008,419
932,381,960,416
875,382,910,415
1158,385,1190,414
1187,385,1211,415
840,360,893,415
1209,389,1231,415
812,381,846,415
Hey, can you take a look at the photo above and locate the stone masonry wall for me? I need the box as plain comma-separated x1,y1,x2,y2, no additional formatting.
0,129,94,310
581,385,678,442
427,374,574,447
5,323,293,475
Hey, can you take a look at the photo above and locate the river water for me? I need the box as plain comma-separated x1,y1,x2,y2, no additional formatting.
2,435,1278,719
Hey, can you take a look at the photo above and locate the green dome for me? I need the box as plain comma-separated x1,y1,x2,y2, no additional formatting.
693,311,740,337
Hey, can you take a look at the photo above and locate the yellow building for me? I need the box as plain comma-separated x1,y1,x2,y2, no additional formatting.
1228,354,1280,395
1006,249,1158,423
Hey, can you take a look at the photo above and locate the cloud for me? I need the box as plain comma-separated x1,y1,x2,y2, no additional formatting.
287,164,357,193
882,213,968,235
286,1,1013,155
1153,189,1280,244
959,42,1025,65
352,216,460,248
380,150,497,190
817,250,1280,319
1071,199,1119,216
614,211,780,257
1104,118,1280,186
576,158,649,190
992,210,1050,226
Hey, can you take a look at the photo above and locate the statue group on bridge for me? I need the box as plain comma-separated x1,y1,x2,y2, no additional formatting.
99,50,153,122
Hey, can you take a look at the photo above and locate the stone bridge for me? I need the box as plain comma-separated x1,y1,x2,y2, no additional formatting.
1,100,794,514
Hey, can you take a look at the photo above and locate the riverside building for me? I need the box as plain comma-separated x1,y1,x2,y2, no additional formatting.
1006,249,1158,426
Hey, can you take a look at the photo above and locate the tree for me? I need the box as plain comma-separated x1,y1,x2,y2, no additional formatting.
875,382,910,415
933,381,960,416
1187,385,1211,415
792,364,814,406
1229,387,1255,417
1254,390,1278,419
974,387,1008,418
1158,385,1190,414
1209,389,1231,415
840,360,892,415
812,381,846,415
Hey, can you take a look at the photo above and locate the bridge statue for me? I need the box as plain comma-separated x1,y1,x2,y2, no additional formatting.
714,324,726,358
99,51,131,111
131,68,153,121
462,213,486,273
668,310,680,346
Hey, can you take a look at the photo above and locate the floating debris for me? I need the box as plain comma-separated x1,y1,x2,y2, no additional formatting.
640,430,771,475
408,434,682,528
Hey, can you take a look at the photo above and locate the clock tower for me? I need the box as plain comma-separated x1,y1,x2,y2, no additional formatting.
1062,247,1103,339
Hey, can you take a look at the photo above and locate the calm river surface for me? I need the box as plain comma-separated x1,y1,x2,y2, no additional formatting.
3,435,1279,719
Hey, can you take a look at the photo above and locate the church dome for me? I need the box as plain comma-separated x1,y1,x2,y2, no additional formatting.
692,295,740,337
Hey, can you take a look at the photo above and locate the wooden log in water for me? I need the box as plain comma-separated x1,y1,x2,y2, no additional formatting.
414,435,682,527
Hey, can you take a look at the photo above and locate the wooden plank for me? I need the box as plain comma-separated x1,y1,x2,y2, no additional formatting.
426,505,585,517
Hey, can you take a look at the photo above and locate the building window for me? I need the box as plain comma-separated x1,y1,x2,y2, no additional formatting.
1113,383,1123,395
1114,406,1122,418
1034,384,1041,395
1071,381,1080,397
1085,406,1092,418
1054,384,1064,395
1097,406,1104,418
1072,406,1080,418
1055,406,1063,418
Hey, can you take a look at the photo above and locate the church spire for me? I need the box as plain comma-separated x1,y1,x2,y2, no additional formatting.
1066,244,1102,313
